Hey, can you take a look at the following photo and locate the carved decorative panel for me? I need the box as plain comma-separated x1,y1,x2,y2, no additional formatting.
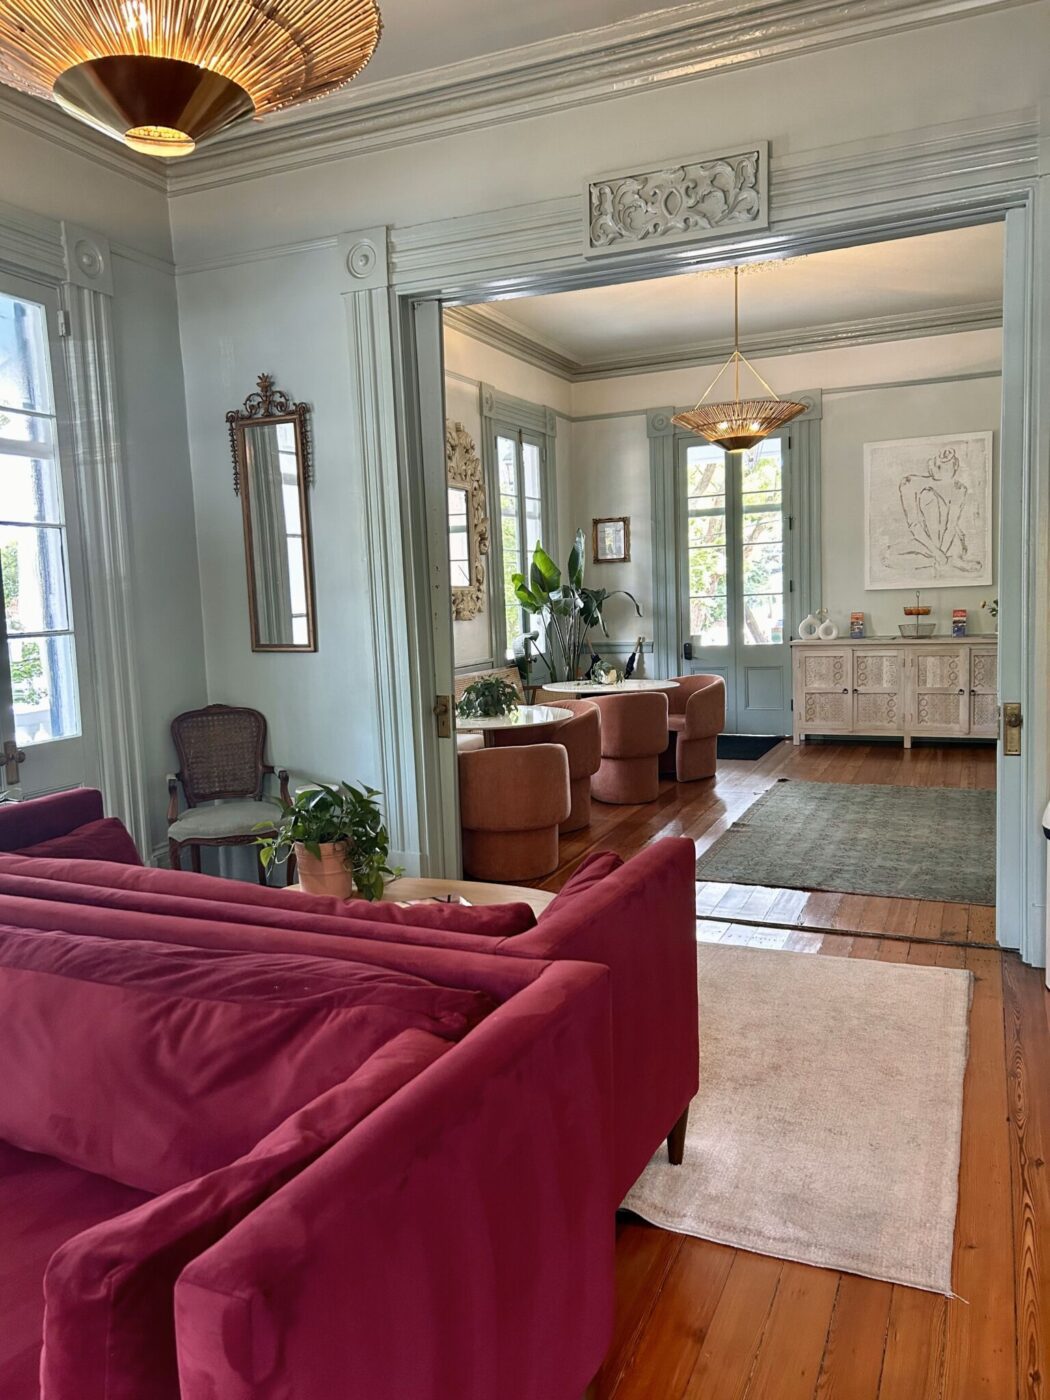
855,693,900,730
972,694,998,733
804,692,850,727
854,652,901,690
801,652,847,690
585,144,768,257
446,421,489,622
971,649,998,691
915,692,966,730
915,651,964,690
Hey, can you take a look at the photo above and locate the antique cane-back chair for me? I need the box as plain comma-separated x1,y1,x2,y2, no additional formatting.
167,704,291,883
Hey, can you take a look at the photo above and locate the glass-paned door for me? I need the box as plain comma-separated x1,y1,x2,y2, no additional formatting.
496,428,544,655
680,434,792,734
0,278,98,798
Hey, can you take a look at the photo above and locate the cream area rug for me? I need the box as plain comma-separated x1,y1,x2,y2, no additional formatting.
624,943,972,1294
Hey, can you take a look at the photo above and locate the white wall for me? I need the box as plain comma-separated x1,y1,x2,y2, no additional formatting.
176,245,382,809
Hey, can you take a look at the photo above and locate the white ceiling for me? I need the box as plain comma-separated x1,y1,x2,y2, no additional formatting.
468,225,1004,363
358,0,665,85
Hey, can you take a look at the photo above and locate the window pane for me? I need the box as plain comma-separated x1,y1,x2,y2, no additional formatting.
497,436,517,493
291,615,309,646
522,442,541,498
11,633,80,745
743,595,784,646
742,542,784,598
0,297,52,413
286,536,306,615
690,597,728,648
687,447,725,499
0,409,55,449
742,442,782,490
689,547,727,599
743,489,782,509
741,510,781,545
688,513,726,547
0,454,62,524
0,523,69,632
281,481,302,534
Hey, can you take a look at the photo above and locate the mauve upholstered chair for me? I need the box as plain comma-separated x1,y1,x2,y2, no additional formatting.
549,699,602,833
660,674,726,782
458,744,571,881
591,692,669,805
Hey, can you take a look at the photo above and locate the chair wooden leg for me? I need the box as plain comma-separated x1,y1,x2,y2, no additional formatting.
168,840,182,871
667,1105,690,1166
190,844,202,874
255,848,268,886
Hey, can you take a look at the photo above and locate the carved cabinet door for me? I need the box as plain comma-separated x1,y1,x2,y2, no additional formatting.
796,648,853,734
910,647,970,737
969,647,999,738
851,649,904,734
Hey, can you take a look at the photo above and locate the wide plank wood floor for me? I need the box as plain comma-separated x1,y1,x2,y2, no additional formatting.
531,741,1047,1399
536,739,999,946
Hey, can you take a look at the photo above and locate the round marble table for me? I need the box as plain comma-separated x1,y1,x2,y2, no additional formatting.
542,679,680,699
456,703,574,747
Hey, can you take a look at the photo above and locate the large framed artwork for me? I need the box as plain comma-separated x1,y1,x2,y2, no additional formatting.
863,431,994,590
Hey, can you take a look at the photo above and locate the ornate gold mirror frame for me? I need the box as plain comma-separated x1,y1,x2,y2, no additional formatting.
227,374,317,652
446,421,489,621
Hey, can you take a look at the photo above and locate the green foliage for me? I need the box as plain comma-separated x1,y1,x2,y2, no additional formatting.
510,527,642,682
256,781,400,901
456,676,519,718
11,640,44,706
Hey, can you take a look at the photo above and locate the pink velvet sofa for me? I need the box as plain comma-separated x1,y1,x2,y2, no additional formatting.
0,791,699,1398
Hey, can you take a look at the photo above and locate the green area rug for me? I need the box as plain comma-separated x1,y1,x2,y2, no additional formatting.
695,781,996,905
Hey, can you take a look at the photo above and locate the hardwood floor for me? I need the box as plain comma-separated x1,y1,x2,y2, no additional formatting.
537,739,999,946
536,741,1047,1399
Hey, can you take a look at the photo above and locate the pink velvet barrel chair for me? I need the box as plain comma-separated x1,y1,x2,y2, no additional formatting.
660,674,726,782
591,692,669,805
458,744,571,881
548,699,602,833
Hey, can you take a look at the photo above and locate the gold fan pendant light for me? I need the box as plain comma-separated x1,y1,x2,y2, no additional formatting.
0,0,382,158
672,266,807,451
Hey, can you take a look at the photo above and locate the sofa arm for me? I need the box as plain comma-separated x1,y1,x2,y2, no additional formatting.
174,962,615,1400
500,838,698,1200
0,787,104,851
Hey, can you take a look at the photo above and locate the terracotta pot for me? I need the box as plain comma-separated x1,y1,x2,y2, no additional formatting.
293,841,354,899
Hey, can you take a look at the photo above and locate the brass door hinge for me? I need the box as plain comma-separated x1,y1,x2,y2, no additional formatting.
1002,701,1023,756
433,695,452,739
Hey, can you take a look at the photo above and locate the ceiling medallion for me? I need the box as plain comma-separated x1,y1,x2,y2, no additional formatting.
0,0,382,159
672,265,807,451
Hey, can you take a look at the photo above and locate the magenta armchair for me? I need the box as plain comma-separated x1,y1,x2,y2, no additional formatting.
550,700,601,832
591,692,669,805
458,745,571,881
660,674,726,781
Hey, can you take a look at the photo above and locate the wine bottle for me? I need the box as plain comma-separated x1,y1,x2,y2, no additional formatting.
624,634,644,679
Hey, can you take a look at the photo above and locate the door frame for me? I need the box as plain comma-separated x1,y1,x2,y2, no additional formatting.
386,179,1044,965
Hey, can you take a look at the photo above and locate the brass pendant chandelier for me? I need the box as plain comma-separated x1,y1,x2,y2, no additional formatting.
0,0,382,158
672,266,807,452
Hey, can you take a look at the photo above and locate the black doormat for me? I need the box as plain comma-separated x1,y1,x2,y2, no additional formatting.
717,734,786,761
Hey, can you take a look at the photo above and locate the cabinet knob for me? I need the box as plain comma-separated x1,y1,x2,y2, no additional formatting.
841,687,849,694
957,688,965,695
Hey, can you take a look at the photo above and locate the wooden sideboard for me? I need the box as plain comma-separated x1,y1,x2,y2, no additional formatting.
791,637,998,747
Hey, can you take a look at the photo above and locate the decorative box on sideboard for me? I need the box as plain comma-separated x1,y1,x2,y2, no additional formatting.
791,638,998,748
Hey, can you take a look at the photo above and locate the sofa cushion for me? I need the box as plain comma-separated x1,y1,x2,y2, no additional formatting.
0,852,536,939
539,851,624,921
0,1141,149,1400
0,924,494,1193
40,1029,448,1400
17,816,142,866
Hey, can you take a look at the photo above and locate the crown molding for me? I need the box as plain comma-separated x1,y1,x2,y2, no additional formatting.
444,300,1003,383
0,87,166,193
165,0,1035,195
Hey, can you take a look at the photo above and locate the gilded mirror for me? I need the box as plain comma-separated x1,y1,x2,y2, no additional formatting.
446,420,488,620
227,375,316,652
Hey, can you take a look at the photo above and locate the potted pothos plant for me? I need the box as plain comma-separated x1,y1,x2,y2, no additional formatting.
257,781,399,901
511,528,641,682
456,676,520,718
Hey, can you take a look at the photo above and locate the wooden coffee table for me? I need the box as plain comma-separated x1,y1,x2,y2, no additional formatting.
288,875,555,917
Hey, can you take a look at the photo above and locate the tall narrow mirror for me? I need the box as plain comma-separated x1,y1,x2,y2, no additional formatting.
227,375,316,651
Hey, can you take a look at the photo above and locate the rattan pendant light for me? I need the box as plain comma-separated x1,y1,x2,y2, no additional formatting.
0,0,382,157
672,266,807,451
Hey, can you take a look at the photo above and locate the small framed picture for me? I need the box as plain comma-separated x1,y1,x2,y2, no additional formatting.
592,516,631,564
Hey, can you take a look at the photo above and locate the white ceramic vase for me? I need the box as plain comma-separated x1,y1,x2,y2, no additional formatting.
818,618,839,640
799,613,820,639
